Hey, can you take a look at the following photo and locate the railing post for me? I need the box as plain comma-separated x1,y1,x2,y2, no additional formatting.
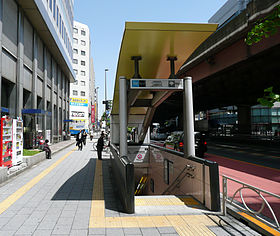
223,176,227,215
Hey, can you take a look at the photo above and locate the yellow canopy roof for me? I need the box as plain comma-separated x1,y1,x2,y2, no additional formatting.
112,22,218,115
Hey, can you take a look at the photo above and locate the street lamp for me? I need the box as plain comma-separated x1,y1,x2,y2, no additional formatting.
95,87,99,129
104,69,109,131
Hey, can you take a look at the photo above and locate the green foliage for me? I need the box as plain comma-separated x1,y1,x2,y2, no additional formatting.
246,5,280,107
245,5,280,45
23,149,41,156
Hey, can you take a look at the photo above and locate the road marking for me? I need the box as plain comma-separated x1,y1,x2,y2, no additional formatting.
0,149,74,215
205,153,280,172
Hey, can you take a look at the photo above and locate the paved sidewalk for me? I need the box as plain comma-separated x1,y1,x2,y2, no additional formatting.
0,138,261,235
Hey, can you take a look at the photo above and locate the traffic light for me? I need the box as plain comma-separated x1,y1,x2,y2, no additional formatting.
103,100,109,110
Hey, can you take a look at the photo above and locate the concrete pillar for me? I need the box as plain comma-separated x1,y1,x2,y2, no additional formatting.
61,74,64,133
43,47,47,138
51,58,55,143
56,69,60,137
110,114,119,144
0,0,3,118
119,76,127,157
183,77,195,158
16,8,24,118
237,105,251,134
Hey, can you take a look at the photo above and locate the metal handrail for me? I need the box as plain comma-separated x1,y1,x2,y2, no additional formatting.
222,175,280,229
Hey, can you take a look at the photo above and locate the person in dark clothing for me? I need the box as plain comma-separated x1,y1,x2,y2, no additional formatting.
76,130,83,151
82,129,87,145
43,139,51,159
97,132,105,160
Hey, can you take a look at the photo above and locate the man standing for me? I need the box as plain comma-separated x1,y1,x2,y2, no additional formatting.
96,132,105,160
76,130,83,151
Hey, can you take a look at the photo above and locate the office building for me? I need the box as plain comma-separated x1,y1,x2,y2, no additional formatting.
69,21,94,134
0,0,75,145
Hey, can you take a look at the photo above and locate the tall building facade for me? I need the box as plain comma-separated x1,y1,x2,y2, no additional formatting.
69,21,94,134
0,0,75,145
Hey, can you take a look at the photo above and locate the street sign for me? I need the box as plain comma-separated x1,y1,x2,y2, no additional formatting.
130,79,183,90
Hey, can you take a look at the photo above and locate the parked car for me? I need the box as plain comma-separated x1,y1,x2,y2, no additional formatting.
150,127,168,140
163,131,207,157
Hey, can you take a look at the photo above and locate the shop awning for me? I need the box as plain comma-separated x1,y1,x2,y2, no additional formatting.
111,22,218,115
63,119,74,122
22,109,51,116
0,107,9,113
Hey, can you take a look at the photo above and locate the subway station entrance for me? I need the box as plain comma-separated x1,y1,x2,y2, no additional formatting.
109,22,221,213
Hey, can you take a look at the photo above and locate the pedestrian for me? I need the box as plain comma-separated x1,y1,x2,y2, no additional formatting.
82,129,87,146
76,130,83,151
43,139,51,159
96,132,105,160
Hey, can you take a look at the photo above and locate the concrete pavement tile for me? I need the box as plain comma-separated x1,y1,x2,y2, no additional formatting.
56,217,74,225
208,226,231,236
0,231,17,236
15,224,38,234
141,227,161,236
32,229,52,236
0,217,11,227
88,228,105,234
52,225,71,234
69,229,88,236
59,211,76,218
37,220,57,230
157,227,177,234
106,228,125,236
123,227,141,235
17,208,35,215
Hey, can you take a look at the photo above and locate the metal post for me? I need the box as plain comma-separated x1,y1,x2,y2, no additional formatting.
183,77,195,157
119,76,127,157
223,177,227,215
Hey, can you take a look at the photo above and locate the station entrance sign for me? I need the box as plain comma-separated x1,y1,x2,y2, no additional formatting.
130,79,183,90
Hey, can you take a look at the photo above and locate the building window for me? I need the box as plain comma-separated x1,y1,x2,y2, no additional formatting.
53,0,56,19
81,30,86,36
81,60,85,66
73,59,78,64
74,69,78,75
73,48,78,54
81,91,85,96
81,71,85,76
74,80,78,85
73,90,78,96
81,81,85,86
73,28,78,34
73,38,78,44
49,0,52,11
81,40,86,46
56,7,59,26
81,50,86,56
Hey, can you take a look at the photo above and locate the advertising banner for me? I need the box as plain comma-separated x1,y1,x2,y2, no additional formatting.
71,111,85,118
91,105,95,123
70,98,88,107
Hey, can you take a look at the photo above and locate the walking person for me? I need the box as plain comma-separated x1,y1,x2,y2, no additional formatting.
82,129,87,146
96,132,105,160
76,130,83,151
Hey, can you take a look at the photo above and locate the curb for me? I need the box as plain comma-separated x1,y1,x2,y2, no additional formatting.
227,206,280,236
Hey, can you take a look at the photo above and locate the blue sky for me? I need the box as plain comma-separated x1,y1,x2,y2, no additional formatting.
74,0,227,118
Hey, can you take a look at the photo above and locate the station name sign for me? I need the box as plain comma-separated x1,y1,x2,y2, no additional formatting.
130,79,183,90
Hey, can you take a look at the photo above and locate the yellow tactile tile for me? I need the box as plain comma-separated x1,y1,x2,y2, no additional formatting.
166,215,186,227
121,216,139,228
151,215,172,227
135,197,200,206
105,217,122,227
136,216,156,227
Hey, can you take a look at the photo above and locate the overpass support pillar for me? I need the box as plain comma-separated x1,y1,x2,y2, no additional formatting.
119,76,128,157
183,77,195,157
237,105,251,134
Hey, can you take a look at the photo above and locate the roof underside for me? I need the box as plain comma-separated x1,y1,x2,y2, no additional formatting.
112,22,218,115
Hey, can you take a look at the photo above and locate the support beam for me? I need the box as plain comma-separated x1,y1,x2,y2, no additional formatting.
119,76,128,157
183,77,195,158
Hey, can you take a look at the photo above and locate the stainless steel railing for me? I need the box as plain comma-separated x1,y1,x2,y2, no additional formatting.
222,175,280,229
